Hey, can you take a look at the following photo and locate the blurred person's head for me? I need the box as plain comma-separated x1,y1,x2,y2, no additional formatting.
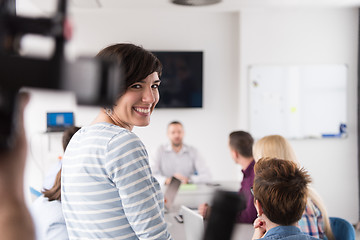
253,157,311,226
228,131,254,165
167,121,184,148
253,135,299,165
253,136,335,240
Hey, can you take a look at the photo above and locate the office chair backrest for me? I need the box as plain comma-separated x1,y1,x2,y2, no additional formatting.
329,217,355,240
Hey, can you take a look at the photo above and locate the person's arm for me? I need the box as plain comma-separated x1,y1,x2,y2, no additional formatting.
189,148,212,184
48,221,69,240
46,201,69,240
107,133,172,240
150,146,168,185
198,203,211,219
297,200,323,238
236,189,257,223
0,92,35,240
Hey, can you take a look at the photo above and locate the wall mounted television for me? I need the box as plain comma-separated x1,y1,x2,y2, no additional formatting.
151,51,203,108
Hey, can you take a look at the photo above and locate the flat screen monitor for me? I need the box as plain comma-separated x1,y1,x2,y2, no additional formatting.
151,51,203,108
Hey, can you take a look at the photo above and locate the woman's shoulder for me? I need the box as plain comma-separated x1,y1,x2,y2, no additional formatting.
32,196,62,211
31,196,64,223
31,196,68,240
83,122,139,141
306,198,322,217
88,123,144,149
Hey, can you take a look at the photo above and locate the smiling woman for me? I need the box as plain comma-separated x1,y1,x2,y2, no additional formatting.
108,72,161,129
61,43,173,240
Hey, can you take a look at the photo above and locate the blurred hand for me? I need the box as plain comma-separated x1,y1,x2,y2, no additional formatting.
173,173,188,184
0,92,35,240
165,177,172,185
251,217,266,240
198,203,209,219
0,92,29,196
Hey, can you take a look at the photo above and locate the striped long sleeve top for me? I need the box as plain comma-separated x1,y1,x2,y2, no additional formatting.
61,122,172,240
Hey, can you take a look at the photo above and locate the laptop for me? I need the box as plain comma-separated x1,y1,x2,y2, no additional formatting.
181,205,205,240
46,112,74,132
164,176,182,213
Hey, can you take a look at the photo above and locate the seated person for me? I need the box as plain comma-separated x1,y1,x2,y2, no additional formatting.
151,121,211,184
251,157,319,240
43,126,81,190
31,126,80,240
198,131,257,223
253,135,333,239
31,170,68,240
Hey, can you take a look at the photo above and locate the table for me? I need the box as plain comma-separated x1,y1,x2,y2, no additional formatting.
163,182,254,240
173,181,240,208
165,211,254,240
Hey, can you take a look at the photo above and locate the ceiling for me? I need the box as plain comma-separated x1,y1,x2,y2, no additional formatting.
17,0,360,16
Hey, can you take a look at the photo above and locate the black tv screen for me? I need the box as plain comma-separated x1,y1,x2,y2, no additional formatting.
151,51,203,108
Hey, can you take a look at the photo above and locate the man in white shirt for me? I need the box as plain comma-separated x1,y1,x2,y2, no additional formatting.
151,121,212,185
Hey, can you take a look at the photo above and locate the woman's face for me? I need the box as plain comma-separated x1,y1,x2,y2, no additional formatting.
113,72,160,129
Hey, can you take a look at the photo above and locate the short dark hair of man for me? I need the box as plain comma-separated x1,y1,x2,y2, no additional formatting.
229,131,254,158
168,121,183,128
253,157,312,226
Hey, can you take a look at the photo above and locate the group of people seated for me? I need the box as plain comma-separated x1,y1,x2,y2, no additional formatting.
1,43,336,240
150,119,334,239
197,132,334,240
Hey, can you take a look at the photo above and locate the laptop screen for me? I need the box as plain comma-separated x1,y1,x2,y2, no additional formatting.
46,112,74,132
181,205,205,240
164,177,182,212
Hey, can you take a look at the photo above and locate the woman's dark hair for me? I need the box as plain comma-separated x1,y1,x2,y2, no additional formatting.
62,126,81,151
96,43,162,97
43,169,62,201
253,157,311,225
43,126,80,201
229,131,254,158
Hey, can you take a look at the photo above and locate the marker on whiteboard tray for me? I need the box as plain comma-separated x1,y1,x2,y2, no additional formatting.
321,133,340,138
322,123,347,138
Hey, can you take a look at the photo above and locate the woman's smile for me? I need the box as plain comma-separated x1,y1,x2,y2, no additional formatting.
110,72,160,130
133,106,151,115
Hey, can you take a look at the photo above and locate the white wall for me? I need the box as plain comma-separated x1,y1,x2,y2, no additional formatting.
23,6,359,223
239,8,359,223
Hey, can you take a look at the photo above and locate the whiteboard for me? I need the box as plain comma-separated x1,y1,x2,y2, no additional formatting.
249,65,347,139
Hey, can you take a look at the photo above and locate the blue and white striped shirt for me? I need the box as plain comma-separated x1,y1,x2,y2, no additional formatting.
61,123,172,240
